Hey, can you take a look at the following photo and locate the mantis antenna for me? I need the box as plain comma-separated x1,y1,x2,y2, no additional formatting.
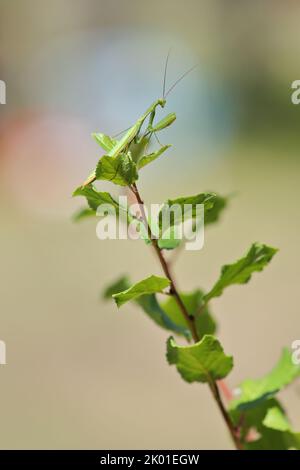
112,51,172,139
109,55,197,140
165,63,198,98
162,48,172,99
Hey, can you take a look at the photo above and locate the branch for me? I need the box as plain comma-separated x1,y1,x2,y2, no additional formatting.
130,183,198,341
130,182,242,450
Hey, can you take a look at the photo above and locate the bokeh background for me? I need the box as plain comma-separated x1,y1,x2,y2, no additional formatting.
0,0,300,449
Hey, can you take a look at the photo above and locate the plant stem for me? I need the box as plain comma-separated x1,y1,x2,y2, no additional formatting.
130,183,243,450
209,381,243,450
130,184,198,341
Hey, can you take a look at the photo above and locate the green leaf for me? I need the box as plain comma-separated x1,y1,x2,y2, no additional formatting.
230,348,300,411
263,406,292,432
230,398,300,450
253,407,300,450
103,276,130,299
92,133,117,152
103,282,214,339
136,294,190,338
73,185,122,213
137,145,171,170
72,207,96,222
150,113,176,132
167,335,233,384
103,276,189,338
205,194,227,225
195,309,217,341
158,239,181,250
157,193,227,250
158,193,216,231
96,153,138,186
230,381,300,449
230,398,280,432
112,275,170,307
129,136,150,163
204,243,278,302
161,290,216,340
247,429,300,450
157,225,181,250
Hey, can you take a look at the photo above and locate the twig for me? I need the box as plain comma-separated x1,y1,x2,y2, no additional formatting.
130,182,243,450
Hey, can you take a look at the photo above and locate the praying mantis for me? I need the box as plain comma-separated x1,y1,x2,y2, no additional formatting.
81,55,196,187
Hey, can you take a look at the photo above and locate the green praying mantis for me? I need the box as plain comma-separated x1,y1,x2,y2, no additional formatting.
81,56,196,187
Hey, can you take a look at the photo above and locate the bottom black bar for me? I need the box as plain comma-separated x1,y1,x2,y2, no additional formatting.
0,450,298,467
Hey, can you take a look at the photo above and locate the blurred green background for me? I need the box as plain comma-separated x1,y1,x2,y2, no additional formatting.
0,0,299,449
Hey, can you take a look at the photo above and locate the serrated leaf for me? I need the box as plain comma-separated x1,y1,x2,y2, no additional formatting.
96,153,138,186
137,145,171,170
157,193,227,250
204,243,278,302
205,194,227,225
158,193,216,232
231,398,300,450
252,406,300,450
230,348,300,411
136,294,190,338
73,185,122,213
167,335,233,384
112,275,170,307
230,398,286,439
92,133,117,152
72,207,96,222
103,276,130,299
103,276,189,338
161,290,216,340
